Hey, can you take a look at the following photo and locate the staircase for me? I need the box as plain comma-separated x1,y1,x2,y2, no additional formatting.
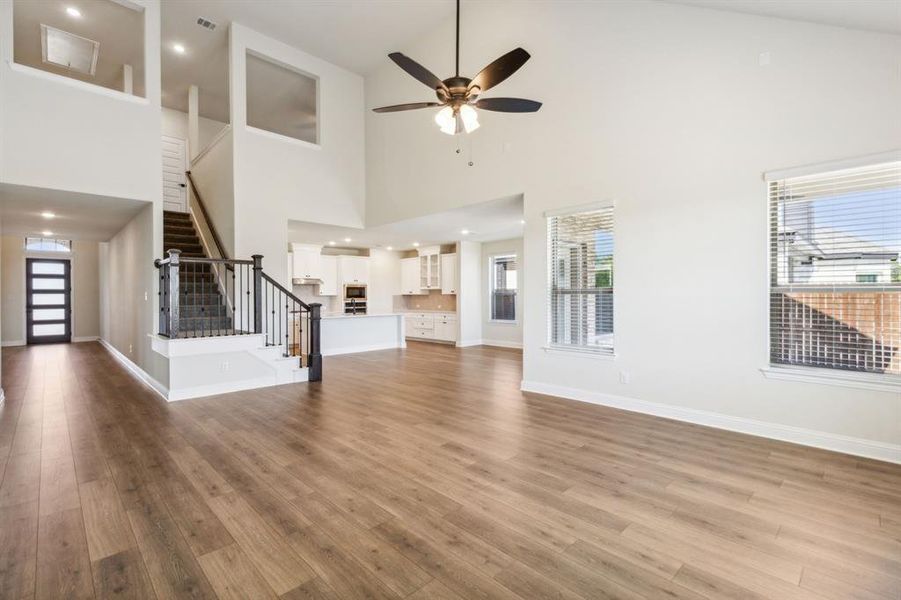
162,211,233,335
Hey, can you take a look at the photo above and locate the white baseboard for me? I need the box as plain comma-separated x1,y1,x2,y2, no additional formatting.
73,336,100,343
520,380,901,464
1,340,25,347
456,339,483,348
0,388,4,405
99,339,169,401
481,339,523,349
167,376,279,402
322,342,405,356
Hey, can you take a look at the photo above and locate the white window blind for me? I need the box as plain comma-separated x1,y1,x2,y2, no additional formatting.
490,255,517,321
768,160,901,377
547,206,614,352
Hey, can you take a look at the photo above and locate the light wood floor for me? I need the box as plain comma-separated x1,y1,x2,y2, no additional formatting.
1,341,899,599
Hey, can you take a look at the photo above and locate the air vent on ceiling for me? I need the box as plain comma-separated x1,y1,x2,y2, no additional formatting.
196,17,217,31
41,24,99,76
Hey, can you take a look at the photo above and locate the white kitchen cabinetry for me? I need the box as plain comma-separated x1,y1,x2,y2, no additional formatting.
291,244,322,280
339,255,370,284
404,312,457,342
440,253,457,295
401,257,424,295
318,255,338,296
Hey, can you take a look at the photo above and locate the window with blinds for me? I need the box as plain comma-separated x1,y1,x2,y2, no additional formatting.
768,160,901,378
490,255,517,321
547,205,614,353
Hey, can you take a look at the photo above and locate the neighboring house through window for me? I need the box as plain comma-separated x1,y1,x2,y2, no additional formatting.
547,203,614,353
768,159,900,378
490,255,517,321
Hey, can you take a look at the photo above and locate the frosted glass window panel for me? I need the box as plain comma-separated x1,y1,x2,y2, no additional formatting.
31,262,65,275
32,293,65,305
32,323,65,336
32,309,66,321
32,278,65,290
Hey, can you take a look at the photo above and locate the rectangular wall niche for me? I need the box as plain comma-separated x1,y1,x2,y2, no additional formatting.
245,50,319,145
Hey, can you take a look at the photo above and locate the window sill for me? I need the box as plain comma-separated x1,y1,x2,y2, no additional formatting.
488,320,518,325
245,125,321,150
542,346,616,361
9,62,150,104
760,365,901,393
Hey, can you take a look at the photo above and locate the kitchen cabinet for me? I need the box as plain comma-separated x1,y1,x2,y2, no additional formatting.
318,255,338,296
404,312,457,342
440,253,457,295
419,252,440,289
401,257,424,295
339,255,369,284
291,244,322,281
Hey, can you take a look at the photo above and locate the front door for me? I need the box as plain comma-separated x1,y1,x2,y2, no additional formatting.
162,135,188,213
26,258,71,344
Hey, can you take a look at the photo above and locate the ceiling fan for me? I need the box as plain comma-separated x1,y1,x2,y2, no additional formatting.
372,0,541,135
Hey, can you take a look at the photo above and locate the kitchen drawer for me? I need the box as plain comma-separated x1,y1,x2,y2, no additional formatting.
409,327,435,339
435,313,457,321
411,318,434,329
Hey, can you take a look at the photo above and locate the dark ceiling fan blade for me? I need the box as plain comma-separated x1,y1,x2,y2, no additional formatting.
475,97,542,113
388,53,448,91
372,102,442,113
468,48,530,93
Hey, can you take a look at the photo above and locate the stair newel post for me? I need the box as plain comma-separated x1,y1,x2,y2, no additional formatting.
168,249,182,339
308,303,322,382
252,254,263,334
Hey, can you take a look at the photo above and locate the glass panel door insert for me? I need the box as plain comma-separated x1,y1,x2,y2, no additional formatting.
26,258,71,344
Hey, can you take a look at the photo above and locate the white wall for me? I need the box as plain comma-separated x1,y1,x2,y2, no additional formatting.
189,128,236,257
482,238,523,348
457,240,482,346
100,204,168,387
161,107,228,159
0,237,101,344
229,23,366,284
0,0,161,202
365,2,901,455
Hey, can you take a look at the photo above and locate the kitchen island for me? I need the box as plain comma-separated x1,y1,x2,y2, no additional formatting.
320,313,406,356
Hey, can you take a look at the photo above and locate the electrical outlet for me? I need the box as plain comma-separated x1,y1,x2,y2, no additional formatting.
144,291,148,301
221,361,229,372
758,51,771,66
128,344,133,354
619,371,630,384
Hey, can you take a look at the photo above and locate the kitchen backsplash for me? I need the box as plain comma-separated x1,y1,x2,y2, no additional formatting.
394,291,457,312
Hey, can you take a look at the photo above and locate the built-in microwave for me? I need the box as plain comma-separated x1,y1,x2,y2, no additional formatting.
344,284,367,300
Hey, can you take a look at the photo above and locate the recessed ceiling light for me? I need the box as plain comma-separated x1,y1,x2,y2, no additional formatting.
520,219,526,225
461,229,469,235
172,43,186,54
66,6,81,18
386,246,393,251
41,211,55,219
344,237,352,243
42,230,53,236
412,242,420,247
328,241,336,246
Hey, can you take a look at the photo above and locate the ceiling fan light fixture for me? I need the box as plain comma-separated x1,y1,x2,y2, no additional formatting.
435,106,457,135
459,104,480,133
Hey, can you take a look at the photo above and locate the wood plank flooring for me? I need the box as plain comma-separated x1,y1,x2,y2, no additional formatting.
1,341,899,599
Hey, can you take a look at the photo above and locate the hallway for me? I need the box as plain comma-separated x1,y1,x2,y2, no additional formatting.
0,342,899,599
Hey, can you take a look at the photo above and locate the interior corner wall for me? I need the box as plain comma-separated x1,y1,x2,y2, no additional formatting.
365,1,901,452
457,241,482,346
100,203,168,387
0,237,25,345
228,22,366,285
72,240,100,339
481,238,524,348
161,107,229,160
189,127,236,258
0,0,162,201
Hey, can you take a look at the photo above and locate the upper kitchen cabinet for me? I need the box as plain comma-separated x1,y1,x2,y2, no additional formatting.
401,257,425,295
419,247,441,290
319,255,339,295
440,253,457,295
339,255,369,284
291,244,323,281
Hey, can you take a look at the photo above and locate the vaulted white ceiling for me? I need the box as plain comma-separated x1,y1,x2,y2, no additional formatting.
664,0,900,35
